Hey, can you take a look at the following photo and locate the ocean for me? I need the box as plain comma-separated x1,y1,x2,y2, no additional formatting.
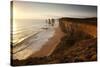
12,19,59,60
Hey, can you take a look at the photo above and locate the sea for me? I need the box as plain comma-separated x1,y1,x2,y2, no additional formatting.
12,19,59,60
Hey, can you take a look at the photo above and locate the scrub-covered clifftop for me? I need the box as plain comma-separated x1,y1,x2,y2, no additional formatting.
12,17,97,66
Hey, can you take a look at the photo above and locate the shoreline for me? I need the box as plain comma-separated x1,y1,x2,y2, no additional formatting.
12,23,64,60
30,26,65,58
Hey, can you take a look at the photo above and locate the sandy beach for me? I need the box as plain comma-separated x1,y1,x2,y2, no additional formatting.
13,20,65,60
30,26,65,58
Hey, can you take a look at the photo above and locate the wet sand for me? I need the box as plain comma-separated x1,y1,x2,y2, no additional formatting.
30,26,65,58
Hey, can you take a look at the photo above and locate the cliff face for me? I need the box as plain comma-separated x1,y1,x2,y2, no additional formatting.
59,17,97,38
56,17,97,62
51,17,97,62
12,17,97,66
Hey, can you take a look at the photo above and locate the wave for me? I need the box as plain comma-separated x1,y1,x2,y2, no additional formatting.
13,31,41,54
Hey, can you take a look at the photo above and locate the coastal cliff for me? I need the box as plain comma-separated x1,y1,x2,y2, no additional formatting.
59,17,97,37
12,17,97,66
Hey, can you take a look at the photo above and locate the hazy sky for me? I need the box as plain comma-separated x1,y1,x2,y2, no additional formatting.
13,1,97,19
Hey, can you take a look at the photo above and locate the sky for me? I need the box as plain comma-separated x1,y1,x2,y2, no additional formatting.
12,1,97,19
